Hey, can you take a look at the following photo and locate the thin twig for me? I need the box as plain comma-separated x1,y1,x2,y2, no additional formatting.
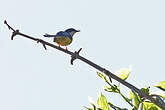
4,20,165,109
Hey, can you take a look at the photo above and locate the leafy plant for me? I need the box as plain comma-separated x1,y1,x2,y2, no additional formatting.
85,67,165,110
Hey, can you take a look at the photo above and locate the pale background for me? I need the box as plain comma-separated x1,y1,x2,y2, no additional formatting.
1,0,165,110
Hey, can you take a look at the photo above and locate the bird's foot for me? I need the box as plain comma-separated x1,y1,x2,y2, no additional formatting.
65,47,68,51
58,44,61,48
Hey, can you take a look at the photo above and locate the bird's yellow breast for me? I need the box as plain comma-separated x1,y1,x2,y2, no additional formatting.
54,36,72,46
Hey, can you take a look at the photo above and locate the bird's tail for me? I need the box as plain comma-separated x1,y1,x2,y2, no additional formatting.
43,33,55,37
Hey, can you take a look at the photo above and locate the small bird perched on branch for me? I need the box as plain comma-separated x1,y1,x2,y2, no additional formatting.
43,28,80,51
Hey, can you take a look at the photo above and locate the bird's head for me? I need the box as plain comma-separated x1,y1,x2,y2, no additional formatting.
65,28,80,36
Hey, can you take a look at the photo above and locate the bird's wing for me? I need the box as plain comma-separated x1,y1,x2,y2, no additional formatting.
56,31,72,40
56,31,66,36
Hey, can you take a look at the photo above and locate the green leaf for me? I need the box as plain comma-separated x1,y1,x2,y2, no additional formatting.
104,86,113,92
115,67,131,80
142,102,161,110
140,87,150,95
104,85,119,93
130,90,141,108
97,72,112,86
97,72,108,82
84,106,95,110
129,90,133,100
97,92,109,110
154,81,165,91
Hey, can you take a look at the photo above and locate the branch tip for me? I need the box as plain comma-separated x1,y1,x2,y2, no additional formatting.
4,20,7,24
4,20,16,32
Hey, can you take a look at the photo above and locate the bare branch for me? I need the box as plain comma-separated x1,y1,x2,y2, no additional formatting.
4,20,165,109
4,20,15,32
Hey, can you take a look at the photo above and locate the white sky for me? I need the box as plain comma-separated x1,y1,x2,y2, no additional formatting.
1,0,165,110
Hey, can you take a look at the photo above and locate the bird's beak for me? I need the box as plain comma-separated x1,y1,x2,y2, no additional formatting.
76,30,80,32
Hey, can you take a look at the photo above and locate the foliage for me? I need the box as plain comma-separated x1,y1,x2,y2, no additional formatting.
85,67,165,110
154,81,165,91
141,102,161,110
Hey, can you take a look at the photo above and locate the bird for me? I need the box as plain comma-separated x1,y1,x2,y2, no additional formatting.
43,28,80,51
